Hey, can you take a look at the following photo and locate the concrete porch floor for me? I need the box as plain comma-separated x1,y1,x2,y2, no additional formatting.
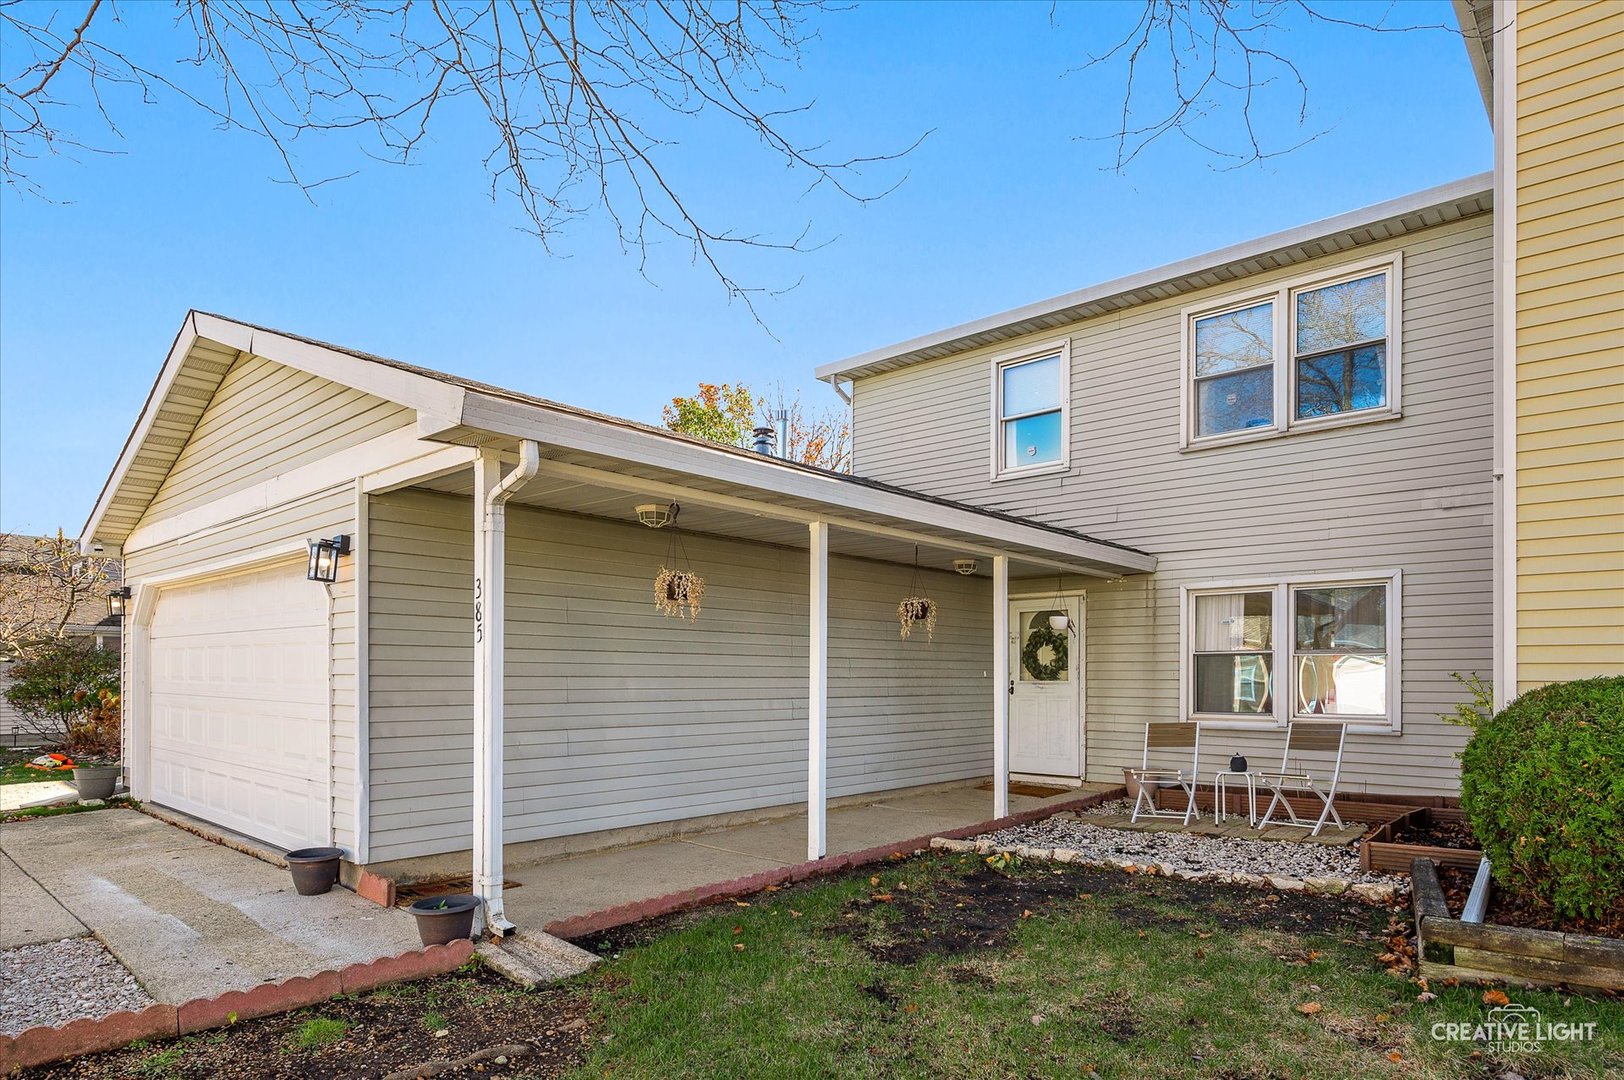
503,781,1113,932
0,810,423,1004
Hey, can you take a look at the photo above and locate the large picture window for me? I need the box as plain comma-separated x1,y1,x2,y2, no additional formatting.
991,341,1070,478
1183,256,1400,446
1184,575,1399,731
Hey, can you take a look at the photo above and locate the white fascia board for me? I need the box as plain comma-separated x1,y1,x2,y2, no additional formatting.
80,312,204,550
190,313,466,420
814,173,1493,381
461,391,1157,574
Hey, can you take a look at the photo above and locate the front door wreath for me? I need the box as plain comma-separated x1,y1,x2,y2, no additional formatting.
1021,626,1069,681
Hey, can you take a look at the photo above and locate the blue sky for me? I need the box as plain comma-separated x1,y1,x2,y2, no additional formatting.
0,1,1489,535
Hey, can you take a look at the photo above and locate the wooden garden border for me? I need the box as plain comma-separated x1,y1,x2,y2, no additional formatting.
1361,807,1483,873
1411,858,1624,992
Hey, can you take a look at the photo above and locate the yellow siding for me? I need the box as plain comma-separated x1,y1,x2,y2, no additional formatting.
1513,0,1624,692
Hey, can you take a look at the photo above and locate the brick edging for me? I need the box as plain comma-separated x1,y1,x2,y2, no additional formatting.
0,940,474,1074
543,788,1124,940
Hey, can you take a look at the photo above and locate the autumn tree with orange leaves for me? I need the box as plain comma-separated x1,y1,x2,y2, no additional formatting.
662,382,850,473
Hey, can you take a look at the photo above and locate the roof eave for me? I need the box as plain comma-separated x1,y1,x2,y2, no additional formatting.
815,173,1494,382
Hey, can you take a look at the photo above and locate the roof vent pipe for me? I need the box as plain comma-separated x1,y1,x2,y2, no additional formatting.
751,426,775,455
774,409,790,460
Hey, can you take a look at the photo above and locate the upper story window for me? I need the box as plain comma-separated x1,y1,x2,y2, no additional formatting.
991,340,1071,479
1183,254,1401,448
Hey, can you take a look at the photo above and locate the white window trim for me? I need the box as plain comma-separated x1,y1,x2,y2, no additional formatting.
988,338,1072,481
1178,569,1403,735
1179,251,1403,450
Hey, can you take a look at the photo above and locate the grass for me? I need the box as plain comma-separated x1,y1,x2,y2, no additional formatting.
0,796,134,822
130,1045,184,1079
563,853,1624,1079
291,1017,349,1051
422,1010,448,1033
0,751,69,786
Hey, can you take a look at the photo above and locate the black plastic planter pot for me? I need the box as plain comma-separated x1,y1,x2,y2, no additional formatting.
409,894,480,946
285,847,345,896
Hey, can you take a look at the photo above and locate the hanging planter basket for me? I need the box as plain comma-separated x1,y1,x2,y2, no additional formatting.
654,567,705,621
897,597,938,641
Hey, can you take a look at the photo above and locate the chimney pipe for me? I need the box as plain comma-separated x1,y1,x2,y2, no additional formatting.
751,426,775,455
774,409,790,460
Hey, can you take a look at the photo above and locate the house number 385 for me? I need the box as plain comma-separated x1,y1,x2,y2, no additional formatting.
474,577,484,643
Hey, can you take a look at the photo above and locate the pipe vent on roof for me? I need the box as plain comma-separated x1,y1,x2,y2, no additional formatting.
751,427,775,455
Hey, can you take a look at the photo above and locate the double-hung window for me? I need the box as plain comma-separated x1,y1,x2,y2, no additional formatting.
1184,574,1400,731
1184,255,1400,446
992,341,1070,478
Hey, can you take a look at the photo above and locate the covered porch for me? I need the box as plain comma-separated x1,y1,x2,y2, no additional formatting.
370,408,1155,934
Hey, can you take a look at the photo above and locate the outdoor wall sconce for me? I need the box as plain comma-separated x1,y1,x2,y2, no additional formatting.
306,535,351,583
107,586,132,618
953,558,979,575
636,502,679,529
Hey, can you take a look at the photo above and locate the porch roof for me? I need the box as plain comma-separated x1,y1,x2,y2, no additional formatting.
82,312,1154,579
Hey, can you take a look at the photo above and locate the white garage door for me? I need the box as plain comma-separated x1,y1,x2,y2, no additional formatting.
149,561,330,852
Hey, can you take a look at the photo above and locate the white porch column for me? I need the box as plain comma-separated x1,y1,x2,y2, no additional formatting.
472,442,540,936
992,554,1010,819
808,520,829,860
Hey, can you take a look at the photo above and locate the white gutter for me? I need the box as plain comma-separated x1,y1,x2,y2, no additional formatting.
472,439,542,936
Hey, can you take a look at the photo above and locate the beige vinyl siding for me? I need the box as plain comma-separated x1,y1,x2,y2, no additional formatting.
121,353,415,851
144,352,412,522
367,488,994,862
851,214,1495,796
1513,0,1624,691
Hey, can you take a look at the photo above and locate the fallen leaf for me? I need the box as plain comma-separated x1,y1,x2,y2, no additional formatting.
789,910,802,918
1021,909,1033,919
732,925,743,935
1482,989,1510,1007
734,901,752,908
1137,930,1147,939
870,875,881,886
1415,992,1437,1003
904,1003,918,1014
872,893,894,903
1194,948,1206,959
1386,1052,1403,1062
733,943,745,951
1375,1013,1391,1023
1196,931,1213,939
1297,1002,1323,1016
763,884,780,892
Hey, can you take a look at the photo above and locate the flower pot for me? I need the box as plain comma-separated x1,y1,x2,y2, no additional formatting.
1229,754,1248,773
285,847,345,896
1122,768,1141,800
409,894,480,946
72,765,120,801
1048,614,1070,632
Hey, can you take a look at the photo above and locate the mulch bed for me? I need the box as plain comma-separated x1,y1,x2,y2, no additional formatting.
1438,865,1624,939
25,967,591,1080
1388,817,1476,850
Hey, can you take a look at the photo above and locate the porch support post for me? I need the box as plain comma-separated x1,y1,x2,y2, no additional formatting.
472,441,540,936
808,520,829,861
992,554,1010,819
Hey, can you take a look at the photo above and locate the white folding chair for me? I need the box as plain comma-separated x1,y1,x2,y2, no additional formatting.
1129,722,1202,826
1256,721,1348,836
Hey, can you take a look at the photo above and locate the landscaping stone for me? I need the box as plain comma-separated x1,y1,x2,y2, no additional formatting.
0,937,154,1037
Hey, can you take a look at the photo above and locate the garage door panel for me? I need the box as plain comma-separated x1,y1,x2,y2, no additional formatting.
148,562,330,852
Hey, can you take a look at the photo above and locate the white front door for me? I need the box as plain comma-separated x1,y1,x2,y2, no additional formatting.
147,561,331,851
1009,596,1083,779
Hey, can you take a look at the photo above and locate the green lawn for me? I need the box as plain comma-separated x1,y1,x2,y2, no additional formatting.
564,852,1623,1079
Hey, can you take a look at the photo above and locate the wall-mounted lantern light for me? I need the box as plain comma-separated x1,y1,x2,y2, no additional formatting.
306,535,351,583
108,586,132,619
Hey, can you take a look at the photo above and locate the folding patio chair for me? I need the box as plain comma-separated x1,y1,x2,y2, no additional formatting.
1128,722,1202,826
1256,721,1348,836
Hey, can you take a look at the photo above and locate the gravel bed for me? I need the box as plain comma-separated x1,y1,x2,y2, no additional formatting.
0,936,155,1036
977,810,1405,888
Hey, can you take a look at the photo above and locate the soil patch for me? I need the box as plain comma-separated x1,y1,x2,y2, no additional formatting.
1439,866,1624,939
1389,817,1477,850
827,860,1378,966
27,966,590,1080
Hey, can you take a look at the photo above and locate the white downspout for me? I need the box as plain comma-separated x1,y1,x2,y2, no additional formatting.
992,555,1010,819
472,439,541,936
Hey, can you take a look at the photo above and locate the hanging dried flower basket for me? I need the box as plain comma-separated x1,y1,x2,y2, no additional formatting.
897,596,938,641
655,567,705,621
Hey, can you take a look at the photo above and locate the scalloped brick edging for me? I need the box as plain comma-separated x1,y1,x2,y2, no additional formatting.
929,835,1406,905
543,788,1123,940
0,939,475,1073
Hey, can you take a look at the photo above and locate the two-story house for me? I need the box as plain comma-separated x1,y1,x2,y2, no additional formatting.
77,1,1617,930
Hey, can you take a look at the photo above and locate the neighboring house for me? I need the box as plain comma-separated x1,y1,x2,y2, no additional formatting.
76,1,1618,928
1456,0,1624,702
0,535,123,747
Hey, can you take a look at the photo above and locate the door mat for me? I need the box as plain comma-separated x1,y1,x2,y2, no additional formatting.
395,875,521,906
976,781,1074,798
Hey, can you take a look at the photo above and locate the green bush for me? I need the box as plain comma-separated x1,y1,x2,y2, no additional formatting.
1,640,119,751
1459,676,1624,921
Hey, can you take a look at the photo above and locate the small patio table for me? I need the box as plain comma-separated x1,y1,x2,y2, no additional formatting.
1213,769,1262,827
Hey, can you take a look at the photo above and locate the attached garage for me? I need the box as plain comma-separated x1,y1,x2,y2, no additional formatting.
147,560,331,852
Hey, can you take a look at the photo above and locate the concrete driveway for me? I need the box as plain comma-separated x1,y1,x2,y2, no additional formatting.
0,810,421,1005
